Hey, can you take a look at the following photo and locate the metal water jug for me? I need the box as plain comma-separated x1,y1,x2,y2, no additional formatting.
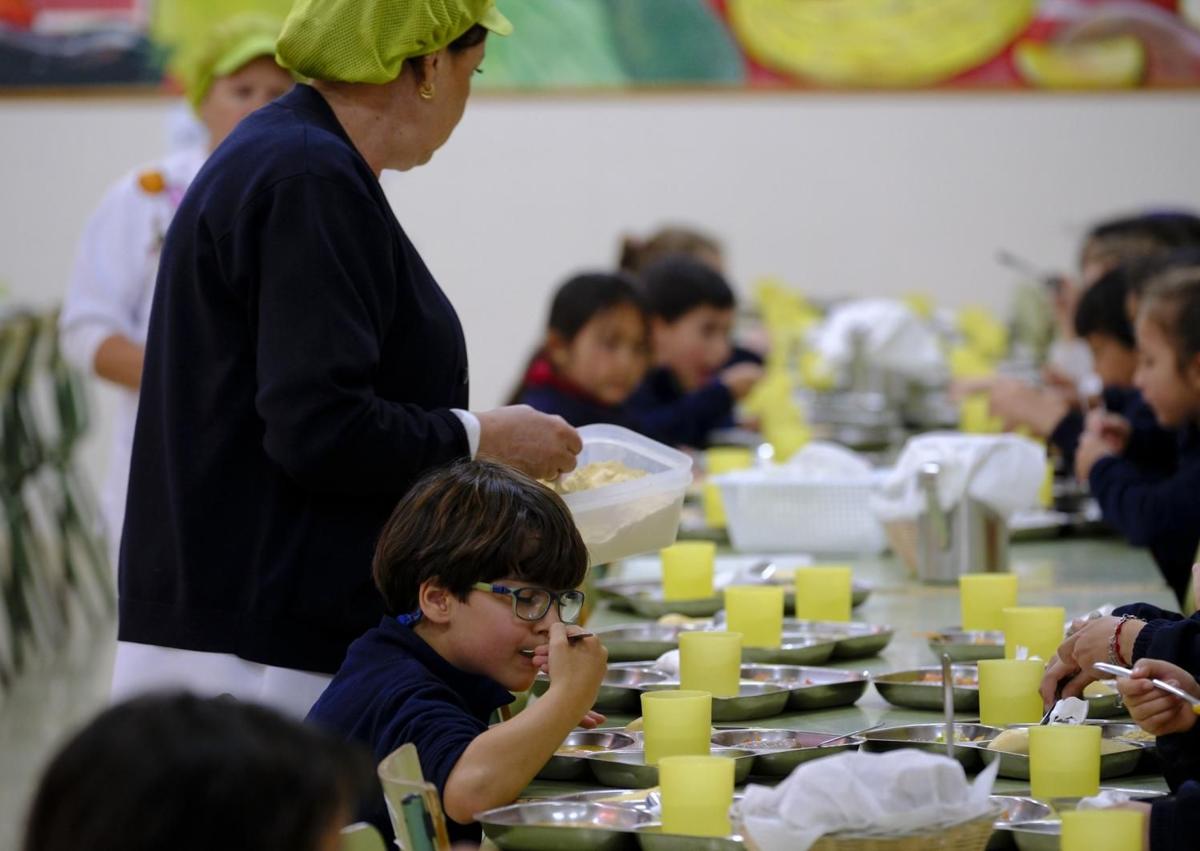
915,461,1010,583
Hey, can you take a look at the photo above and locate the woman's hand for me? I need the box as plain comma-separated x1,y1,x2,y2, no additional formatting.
1117,659,1200,737
477,405,582,480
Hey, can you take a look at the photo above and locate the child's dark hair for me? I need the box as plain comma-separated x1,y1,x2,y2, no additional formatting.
619,225,723,273
23,693,374,851
1123,249,1200,302
1139,262,1200,372
1074,266,1135,348
1083,211,1200,270
373,459,588,615
638,255,737,322
547,271,647,344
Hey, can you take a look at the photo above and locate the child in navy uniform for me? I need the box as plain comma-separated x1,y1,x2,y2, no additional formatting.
513,272,650,429
627,256,762,448
306,460,607,845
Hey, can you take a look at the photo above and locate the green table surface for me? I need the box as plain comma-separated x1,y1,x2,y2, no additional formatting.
520,537,1177,800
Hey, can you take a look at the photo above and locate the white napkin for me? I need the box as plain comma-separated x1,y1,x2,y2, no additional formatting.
870,432,1045,522
652,649,680,676
739,750,999,851
784,441,875,481
810,298,945,381
1047,697,1089,725
1078,790,1135,810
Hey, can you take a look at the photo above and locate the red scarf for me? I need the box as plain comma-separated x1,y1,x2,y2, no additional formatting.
523,357,611,408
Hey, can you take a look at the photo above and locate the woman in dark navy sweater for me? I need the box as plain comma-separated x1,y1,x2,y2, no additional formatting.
112,1,581,717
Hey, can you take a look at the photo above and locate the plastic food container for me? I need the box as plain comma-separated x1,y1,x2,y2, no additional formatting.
560,425,693,566
713,468,887,554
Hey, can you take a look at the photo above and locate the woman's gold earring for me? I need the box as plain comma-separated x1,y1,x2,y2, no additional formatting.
419,81,436,101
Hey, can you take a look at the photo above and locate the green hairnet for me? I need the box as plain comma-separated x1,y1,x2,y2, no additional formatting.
276,0,512,85
171,14,286,109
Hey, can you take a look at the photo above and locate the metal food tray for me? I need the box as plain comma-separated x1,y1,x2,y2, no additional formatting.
639,682,790,722
478,800,651,851
710,728,863,776
586,747,756,789
634,826,747,851
595,577,871,614
927,628,1006,663
971,724,1149,781
779,620,894,659
594,624,837,666
860,723,1001,772
532,667,676,713
872,665,980,712
537,730,639,781
738,664,870,710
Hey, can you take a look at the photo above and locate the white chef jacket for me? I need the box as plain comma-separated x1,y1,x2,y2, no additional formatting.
59,146,208,567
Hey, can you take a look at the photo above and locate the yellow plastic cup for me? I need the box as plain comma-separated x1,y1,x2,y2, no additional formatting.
978,659,1044,727
724,585,785,649
641,690,712,765
659,755,735,838
703,448,754,528
794,565,853,622
679,631,743,697
1060,809,1145,851
661,542,715,601
1029,724,1101,800
1002,606,1065,661
1039,459,1055,509
960,574,1018,632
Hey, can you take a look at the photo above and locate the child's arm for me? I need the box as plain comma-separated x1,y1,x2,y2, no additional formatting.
1088,454,1200,553
1150,781,1200,851
440,624,607,824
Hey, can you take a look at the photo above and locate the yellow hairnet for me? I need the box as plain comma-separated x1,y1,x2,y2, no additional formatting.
170,14,286,109
276,0,512,85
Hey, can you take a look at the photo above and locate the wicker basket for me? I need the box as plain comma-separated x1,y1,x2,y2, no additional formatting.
884,519,920,574
740,805,1000,851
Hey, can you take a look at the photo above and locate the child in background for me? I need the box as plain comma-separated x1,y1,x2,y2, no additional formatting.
306,460,607,845
512,272,650,428
626,256,763,448
618,224,725,275
23,693,372,851
1078,265,1200,605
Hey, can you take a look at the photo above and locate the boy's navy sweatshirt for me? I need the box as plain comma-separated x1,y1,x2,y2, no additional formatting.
626,367,735,449
1049,387,1177,475
307,619,513,845
1090,424,1200,607
118,84,470,674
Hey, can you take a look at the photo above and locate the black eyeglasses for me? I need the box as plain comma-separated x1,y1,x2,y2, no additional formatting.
473,582,585,624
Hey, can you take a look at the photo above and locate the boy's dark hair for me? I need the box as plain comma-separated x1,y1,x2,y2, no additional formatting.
373,459,588,615
619,225,723,273
638,255,736,322
1074,266,1135,348
1083,211,1200,270
1140,263,1200,372
23,693,374,851
1123,249,1200,300
548,271,647,344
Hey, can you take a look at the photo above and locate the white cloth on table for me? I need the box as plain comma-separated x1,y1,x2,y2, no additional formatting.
739,749,998,851
809,298,944,381
110,640,332,720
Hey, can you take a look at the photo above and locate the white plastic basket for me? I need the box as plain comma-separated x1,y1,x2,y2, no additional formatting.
713,469,888,554
561,424,694,566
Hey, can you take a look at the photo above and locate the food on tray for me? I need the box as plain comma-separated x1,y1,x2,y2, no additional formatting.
624,716,644,733
555,744,608,756
656,613,710,626
1083,680,1119,698
987,726,1139,755
1116,728,1156,744
918,671,979,687
552,461,648,494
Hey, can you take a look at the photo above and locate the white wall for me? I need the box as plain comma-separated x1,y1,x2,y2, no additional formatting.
2,90,1199,484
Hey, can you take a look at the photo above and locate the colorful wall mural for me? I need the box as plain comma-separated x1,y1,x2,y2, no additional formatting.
3,0,1200,92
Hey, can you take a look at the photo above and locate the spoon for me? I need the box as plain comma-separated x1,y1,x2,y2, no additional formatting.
519,632,595,658
941,652,955,758
815,721,887,748
1093,662,1200,714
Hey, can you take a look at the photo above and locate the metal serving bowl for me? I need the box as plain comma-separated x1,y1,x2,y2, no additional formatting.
872,665,980,712
586,748,756,789
710,728,863,776
987,796,1054,851
633,825,747,851
537,731,639,781
641,682,790,722
972,724,1148,781
860,723,1001,771
738,664,870,711
927,628,1007,663
1082,682,1125,719
779,620,895,659
739,636,838,666
1002,819,1059,851
478,801,652,851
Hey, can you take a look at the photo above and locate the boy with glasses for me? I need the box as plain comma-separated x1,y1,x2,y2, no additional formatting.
306,459,607,845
